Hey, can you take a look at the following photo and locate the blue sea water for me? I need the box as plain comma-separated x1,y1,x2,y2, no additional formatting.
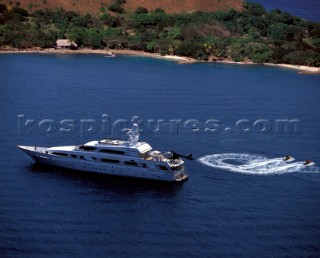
251,0,320,21
0,54,320,257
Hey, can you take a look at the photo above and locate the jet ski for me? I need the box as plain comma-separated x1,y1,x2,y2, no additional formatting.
304,160,315,166
283,155,294,162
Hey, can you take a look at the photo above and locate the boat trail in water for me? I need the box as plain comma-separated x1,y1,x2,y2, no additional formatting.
198,153,319,175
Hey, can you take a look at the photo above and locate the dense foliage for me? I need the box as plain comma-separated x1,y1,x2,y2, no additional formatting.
1,1,319,66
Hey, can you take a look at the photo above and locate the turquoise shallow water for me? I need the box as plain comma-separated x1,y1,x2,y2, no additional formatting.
0,54,320,257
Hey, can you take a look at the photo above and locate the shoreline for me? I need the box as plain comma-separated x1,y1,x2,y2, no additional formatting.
216,60,320,74
263,63,320,74
0,47,196,64
1,48,319,74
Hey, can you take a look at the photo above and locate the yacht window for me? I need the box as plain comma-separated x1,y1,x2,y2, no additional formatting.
80,156,84,159
78,145,96,151
101,158,119,164
52,152,68,157
99,149,124,155
124,161,138,166
71,154,77,158
158,165,169,171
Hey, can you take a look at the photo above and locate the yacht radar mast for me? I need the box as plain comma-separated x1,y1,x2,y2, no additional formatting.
124,123,140,146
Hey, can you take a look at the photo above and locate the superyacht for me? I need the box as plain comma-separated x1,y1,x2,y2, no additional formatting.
18,124,190,182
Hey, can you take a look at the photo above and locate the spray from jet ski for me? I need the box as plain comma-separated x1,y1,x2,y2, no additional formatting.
198,153,318,175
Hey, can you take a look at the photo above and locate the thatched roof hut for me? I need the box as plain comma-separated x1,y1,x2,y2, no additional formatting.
56,39,78,49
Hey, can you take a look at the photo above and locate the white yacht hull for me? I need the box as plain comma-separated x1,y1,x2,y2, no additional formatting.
18,146,188,182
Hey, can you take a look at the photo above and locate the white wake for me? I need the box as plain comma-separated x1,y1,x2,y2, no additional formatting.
198,153,318,175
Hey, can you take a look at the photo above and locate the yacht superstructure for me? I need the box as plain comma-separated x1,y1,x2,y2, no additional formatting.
18,124,189,182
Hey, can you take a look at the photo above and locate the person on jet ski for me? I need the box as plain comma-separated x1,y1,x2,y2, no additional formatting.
284,155,292,161
304,160,312,165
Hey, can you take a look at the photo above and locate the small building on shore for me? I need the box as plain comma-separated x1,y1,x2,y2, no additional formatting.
55,39,78,50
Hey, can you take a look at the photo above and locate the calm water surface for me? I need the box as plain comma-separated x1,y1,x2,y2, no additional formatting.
252,0,320,21
0,54,320,257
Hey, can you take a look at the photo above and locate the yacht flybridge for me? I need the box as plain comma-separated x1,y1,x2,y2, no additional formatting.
18,124,190,182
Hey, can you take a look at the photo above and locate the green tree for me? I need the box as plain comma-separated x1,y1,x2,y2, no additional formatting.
204,36,227,59
244,42,272,63
229,38,247,62
100,13,119,27
175,41,206,59
135,7,148,15
127,33,142,50
82,28,103,48
146,41,156,52
243,1,266,16
108,3,124,13
268,23,290,41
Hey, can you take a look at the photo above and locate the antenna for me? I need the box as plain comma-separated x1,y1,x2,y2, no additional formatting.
124,123,140,146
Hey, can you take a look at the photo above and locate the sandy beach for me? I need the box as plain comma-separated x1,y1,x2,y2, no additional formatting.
1,47,319,73
216,59,320,74
263,63,320,74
